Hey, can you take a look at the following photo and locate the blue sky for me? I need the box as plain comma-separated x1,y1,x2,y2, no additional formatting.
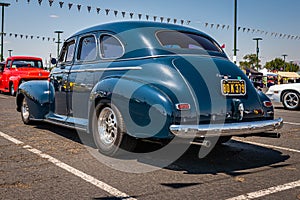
3,0,300,67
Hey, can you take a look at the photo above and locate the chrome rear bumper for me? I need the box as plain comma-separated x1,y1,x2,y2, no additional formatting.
169,118,283,137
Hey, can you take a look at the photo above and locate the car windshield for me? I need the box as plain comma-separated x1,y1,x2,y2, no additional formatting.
11,60,43,69
156,31,222,53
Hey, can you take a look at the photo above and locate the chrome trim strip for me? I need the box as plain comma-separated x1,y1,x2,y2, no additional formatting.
70,66,142,73
169,118,283,137
44,119,87,132
51,70,70,74
101,53,228,62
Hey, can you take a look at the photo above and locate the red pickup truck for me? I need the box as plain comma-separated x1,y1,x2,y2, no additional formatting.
0,56,50,95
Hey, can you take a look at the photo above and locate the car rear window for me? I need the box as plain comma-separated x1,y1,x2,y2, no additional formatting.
156,31,222,52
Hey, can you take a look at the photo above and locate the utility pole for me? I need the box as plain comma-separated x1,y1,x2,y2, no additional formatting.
0,2,10,62
253,37,262,70
54,30,63,59
282,54,288,71
233,0,237,64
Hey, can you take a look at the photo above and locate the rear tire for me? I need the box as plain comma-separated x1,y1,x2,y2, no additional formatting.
282,91,300,110
92,102,136,156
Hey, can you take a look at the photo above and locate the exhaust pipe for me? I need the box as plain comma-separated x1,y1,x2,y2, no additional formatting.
190,139,212,148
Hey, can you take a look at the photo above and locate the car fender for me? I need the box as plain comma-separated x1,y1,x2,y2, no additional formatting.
89,77,175,139
16,80,54,120
257,89,275,118
8,75,21,91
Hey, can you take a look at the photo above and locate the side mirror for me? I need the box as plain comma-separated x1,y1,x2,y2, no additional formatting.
51,58,57,65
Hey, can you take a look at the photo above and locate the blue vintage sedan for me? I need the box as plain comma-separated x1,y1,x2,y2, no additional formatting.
16,21,283,156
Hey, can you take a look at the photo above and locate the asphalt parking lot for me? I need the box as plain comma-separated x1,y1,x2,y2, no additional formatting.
0,93,299,200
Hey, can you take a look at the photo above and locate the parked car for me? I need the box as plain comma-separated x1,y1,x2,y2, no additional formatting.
16,21,283,156
0,56,49,96
266,83,300,110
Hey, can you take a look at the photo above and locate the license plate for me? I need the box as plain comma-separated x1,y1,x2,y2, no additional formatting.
221,79,246,96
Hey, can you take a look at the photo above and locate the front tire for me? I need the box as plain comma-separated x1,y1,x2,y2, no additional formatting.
92,103,136,156
10,83,16,96
282,91,300,110
21,97,32,124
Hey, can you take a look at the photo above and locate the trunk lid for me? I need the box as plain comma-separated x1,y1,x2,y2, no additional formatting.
172,56,265,124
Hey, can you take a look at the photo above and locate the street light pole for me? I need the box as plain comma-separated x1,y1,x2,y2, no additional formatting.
282,54,288,71
253,37,262,70
0,2,10,62
54,30,63,59
233,0,237,64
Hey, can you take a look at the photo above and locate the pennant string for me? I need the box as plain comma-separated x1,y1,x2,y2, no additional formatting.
105,9,110,15
77,4,81,12
68,3,73,10
8,0,300,41
87,6,91,13
48,0,53,7
96,8,101,14
59,1,64,8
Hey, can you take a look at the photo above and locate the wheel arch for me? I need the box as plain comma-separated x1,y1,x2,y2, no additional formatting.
16,80,54,120
16,92,25,112
280,89,300,102
87,77,175,139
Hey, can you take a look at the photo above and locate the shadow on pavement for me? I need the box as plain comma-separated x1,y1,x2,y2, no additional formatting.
164,140,290,175
32,122,290,176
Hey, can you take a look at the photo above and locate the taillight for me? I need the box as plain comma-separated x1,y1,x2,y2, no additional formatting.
176,103,190,110
263,101,273,107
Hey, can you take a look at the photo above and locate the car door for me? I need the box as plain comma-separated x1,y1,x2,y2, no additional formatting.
67,33,98,123
1,60,12,92
49,39,76,118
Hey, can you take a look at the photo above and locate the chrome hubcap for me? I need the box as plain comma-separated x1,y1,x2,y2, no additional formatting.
284,93,299,109
21,99,30,120
98,107,118,146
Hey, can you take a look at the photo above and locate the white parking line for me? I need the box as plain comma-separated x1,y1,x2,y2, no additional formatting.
0,131,136,200
226,180,300,200
226,139,300,199
234,139,300,153
284,121,300,126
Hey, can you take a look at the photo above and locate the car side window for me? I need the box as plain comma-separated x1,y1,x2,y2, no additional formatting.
59,40,75,63
100,35,124,59
77,35,97,61
65,42,75,62
6,60,11,69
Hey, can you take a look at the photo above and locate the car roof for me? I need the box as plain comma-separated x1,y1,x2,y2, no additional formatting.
67,21,227,59
6,56,42,60
7,56,42,60
70,21,211,38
